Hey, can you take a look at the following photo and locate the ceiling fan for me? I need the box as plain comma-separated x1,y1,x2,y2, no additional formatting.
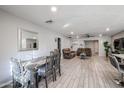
85,34,94,38
45,19,54,24
67,34,94,39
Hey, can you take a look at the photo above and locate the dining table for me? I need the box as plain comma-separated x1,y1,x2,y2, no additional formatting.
24,57,46,88
112,54,124,86
113,54,124,63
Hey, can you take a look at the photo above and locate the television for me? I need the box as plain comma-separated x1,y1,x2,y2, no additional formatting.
114,39,120,50
122,38,124,49
114,38,124,51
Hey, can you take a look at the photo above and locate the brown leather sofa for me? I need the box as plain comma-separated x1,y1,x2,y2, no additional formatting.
62,48,76,59
77,48,92,57
77,48,85,56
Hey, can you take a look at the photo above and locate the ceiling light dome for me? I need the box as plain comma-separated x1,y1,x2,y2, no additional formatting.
71,32,74,35
76,35,79,38
106,28,110,31
99,34,102,37
63,23,70,28
51,6,57,12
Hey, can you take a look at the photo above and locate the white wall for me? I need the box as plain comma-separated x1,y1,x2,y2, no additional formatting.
85,40,99,55
94,40,99,54
71,39,85,51
0,10,71,85
98,36,111,56
71,36,111,56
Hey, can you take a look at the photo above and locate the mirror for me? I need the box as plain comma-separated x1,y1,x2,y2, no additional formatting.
18,28,39,51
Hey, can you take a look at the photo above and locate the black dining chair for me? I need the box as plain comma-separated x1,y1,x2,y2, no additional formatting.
37,56,55,88
53,50,61,81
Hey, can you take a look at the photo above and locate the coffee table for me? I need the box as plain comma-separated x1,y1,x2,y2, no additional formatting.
80,53,86,59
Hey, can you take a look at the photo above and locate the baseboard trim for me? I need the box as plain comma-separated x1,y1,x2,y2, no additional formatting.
0,80,12,88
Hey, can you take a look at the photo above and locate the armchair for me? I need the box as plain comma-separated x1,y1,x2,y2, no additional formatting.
77,48,85,56
77,48,92,57
62,48,75,59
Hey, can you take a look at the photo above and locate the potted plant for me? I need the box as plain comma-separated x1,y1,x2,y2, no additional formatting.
103,41,111,57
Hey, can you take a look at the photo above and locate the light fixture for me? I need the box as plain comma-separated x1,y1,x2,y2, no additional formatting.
63,23,70,28
106,28,110,32
71,32,74,35
76,35,79,39
45,19,53,23
33,37,36,39
99,34,102,37
51,6,57,12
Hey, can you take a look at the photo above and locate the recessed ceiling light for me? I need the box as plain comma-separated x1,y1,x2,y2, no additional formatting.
76,35,79,39
99,34,102,37
71,32,74,35
106,28,110,32
63,23,70,28
51,6,57,12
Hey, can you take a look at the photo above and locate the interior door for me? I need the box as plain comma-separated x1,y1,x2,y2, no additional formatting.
57,38,61,56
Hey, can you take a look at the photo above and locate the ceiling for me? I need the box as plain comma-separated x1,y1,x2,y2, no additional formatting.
0,5,124,37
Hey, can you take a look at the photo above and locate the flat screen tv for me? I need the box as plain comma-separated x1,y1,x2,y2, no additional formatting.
114,38,124,50
122,38,124,49
114,39,120,50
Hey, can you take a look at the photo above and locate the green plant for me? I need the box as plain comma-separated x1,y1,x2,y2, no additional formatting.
103,41,111,57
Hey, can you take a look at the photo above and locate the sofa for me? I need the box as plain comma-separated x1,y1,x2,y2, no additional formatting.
62,48,76,59
77,48,85,56
77,48,92,57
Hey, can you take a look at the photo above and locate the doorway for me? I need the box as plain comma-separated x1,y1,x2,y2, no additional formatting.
57,37,61,56
85,40,99,56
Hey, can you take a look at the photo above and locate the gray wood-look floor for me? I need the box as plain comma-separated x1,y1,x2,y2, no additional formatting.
39,56,122,88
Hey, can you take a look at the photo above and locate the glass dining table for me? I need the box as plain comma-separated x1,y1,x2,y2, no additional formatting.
23,56,46,88
113,54,124,63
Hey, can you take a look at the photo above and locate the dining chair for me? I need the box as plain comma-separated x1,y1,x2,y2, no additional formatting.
53,50,61,81
108,54,124,86
37,56,55,88
11,57,31,88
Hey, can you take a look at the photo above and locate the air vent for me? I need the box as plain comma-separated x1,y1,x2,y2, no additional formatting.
68,36,72,38
45,19,53,24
